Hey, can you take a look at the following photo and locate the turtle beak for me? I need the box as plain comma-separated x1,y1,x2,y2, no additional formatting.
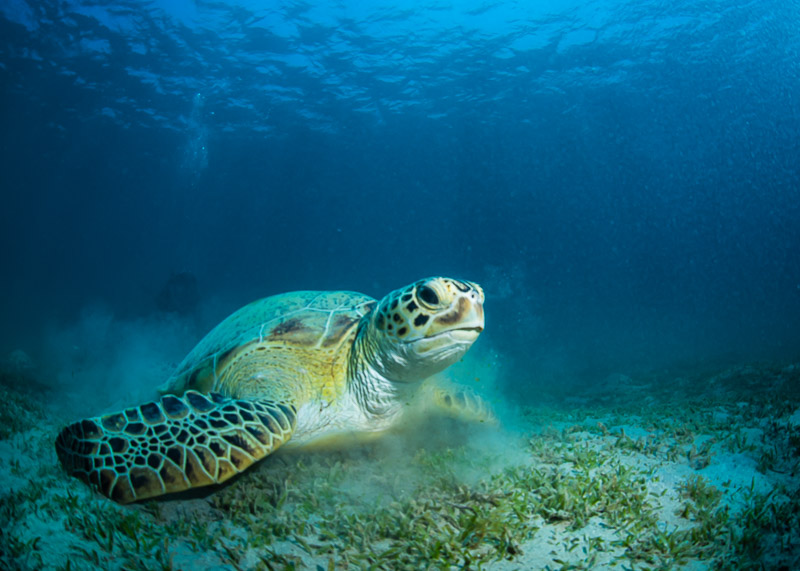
429,292,484,342
450,301,484,341
453,282,484,331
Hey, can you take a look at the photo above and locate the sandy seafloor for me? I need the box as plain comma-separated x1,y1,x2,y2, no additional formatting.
1,342,799,570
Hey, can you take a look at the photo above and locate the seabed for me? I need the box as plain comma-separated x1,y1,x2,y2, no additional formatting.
1,361,799,570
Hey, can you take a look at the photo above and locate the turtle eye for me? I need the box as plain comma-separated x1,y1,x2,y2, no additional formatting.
417,285,439,306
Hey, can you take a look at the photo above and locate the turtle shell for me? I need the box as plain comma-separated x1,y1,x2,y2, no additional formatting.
163,291,376,397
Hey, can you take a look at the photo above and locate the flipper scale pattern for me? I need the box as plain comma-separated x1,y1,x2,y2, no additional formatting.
55,391,296,503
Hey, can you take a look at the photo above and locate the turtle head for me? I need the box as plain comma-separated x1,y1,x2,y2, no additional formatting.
365,277,484,382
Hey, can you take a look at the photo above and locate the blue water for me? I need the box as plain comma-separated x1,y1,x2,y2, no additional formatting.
1,0,798,393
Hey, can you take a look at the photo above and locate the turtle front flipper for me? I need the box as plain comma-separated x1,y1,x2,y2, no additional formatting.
412,378,498,425
55,391,296,504
423,381,497,425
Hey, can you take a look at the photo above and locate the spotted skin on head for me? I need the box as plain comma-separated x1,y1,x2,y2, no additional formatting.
55,391,296,503
374,278,484,341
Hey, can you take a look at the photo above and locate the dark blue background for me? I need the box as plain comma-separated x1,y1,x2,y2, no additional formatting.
2,0,798,392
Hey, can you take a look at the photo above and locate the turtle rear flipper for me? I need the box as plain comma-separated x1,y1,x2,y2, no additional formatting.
55,391,296,504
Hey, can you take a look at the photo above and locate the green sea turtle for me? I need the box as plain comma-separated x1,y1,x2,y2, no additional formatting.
56,277,492,504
